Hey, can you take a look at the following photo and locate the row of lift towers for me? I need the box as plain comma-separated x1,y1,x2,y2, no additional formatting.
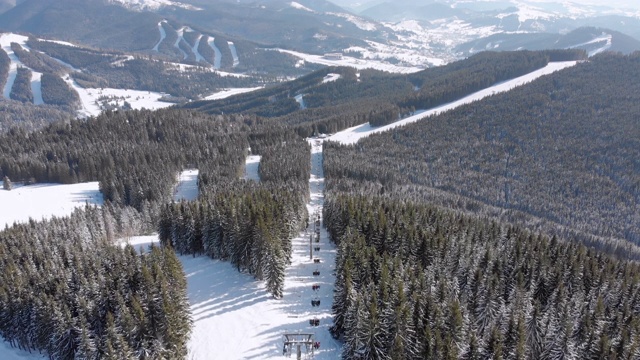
283,211,323,359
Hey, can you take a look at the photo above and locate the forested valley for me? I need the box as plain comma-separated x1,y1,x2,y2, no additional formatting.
0,49,638,359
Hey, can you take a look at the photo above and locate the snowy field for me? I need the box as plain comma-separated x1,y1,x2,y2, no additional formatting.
275,49,423,73
64,78,175,117
244,155,262,181
328,61,578,145
204,87,262,101
0,182,102,229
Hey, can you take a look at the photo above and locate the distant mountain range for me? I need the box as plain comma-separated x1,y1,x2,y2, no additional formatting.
1,0,638,68
0,0,639,120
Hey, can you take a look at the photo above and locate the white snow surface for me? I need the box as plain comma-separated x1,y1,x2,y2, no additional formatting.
204,87,262,100
109,0,202,11
173,169,199,201
0,182,103,229
207,37,222,70
152,20,167,51
276,49,422,73
227,41,240,68
244,155,262,181
321,73,341,83
328,61,578,145
0,341,43,360
30,71,44,105
191,34,206,63
327,12,377,31
290,1,314,12
65,77,174,117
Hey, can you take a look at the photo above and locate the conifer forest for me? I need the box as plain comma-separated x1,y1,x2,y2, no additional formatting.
0,49,638,359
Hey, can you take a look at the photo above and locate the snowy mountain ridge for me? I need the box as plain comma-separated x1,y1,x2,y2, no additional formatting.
108,0,202,11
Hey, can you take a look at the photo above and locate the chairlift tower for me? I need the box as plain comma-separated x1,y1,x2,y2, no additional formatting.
283,333,315,359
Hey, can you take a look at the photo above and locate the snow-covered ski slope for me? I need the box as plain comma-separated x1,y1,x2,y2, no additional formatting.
228,41,240,67
328,61,578,145
173,169,199,201
207,37,222,70
152,20,167,51
0,33,44,103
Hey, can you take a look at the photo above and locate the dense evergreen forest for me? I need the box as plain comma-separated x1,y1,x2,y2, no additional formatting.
0,205,191,359
323,52,640,258
324,195,640,359
9,67,33,103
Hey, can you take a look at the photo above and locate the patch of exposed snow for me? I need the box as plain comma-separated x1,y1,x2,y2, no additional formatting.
227,41,239,68
275,49,422,74
191,34,206,63
290,1,313,12
203,87,262,100
327,12,377,31
0,341,44,360
64,76,174,117
152,20,167,52
328,61,578,145
109,0,202,11
294,94,306,109
207,37,222,70
39,39,78,48
173,169,199,201
244,155,261,181
321,73,341,83
0,182,103,229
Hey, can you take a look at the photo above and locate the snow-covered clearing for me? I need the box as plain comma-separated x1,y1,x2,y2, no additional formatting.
207,37,222,70
327,12,377,31
152,20,167,51
321,73,341,84
228,41,240,68
294,94,306,109
244,155,261,181
0,33,44,104
174,169,199,201
290,1,313,12
0,182,102,229
64,76,173,117
328,61,577,145
204,87,262,100
275,48,422,73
